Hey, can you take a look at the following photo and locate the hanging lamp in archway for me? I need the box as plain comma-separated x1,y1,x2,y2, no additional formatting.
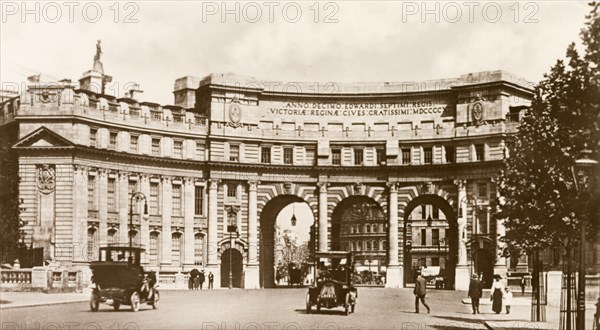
290,203,297,226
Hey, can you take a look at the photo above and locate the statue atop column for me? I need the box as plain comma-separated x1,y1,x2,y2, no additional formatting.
93,40,104,74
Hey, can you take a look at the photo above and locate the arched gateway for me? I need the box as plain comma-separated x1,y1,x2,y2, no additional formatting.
6,60,532,289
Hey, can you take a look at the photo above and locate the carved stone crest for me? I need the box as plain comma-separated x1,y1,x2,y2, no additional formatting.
228,98,243,128
469,95,485,126
37,164,56,194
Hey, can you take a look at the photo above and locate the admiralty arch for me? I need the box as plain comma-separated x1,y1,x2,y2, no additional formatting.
0,61,533,290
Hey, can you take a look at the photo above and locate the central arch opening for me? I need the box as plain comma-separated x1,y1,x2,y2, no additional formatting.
259,195,314,288
403,194,458,289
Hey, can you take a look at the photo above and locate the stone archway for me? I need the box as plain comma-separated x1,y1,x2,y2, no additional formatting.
402,194,458,289
258,195,314,288
331,196,386,284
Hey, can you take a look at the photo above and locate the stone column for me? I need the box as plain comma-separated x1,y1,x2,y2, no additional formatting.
72,165,87,263
118,172,129,244
494,184,508,277
140,174,150,265
97,170,108,251
183,177,195,269
161,176,172,266
245,180,260,289
386,182,402,288
317,182,329,251
205,179,220,287
454,179,470,290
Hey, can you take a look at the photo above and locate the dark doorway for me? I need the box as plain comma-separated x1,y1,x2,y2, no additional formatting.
221,248,243,288
474,242,495,289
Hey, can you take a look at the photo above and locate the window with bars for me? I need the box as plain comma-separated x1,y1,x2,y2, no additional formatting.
194,186,204,215
149,232,159,266
261,147,271,163
478,182,487,198
109,132,117,149
87,228,97,261
376,148,384,165
174,141,183,158
432,229,439,246
229,145,239,162
331,149,341,165
107,178,116,212
90,128,97,147
194,234,203,265
130,135,138,153
172,184,182,216
475,144,485,161
152,139,160,156
88,177,97,210
283,147,293,164
227,183,237,198
445,146,455,163
172,233,182,265
402,148,411,164
354,149,363,165
150,182,159,215
423,147,433,164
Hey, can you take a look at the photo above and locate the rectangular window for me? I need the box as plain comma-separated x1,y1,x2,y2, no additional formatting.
261,147,271,164
420,257,427,267
194,234,203,265
107,178,116,212
423,147,433,164
283,147,293,165
194,186,203,216
150,233,158,255
421,205,427,220
172,184,182,216
478,182,487,198
402,148,411,165
150,182,159,215
376,149,385,165
431,258,440,266
354,149,363,165
130,135,138,153
331,149,341,165
152,138,160,156
107,229,117,245
432,229,439,246
172,233,181,265
88,177,96,210
108,132,117,149
445,146,455,163
227,183,237,198
229,144,239,162
196,141,204,159
475,144,485,161
421,228,427,246
174,141,183,158
432,206,439,219
90,128,97,147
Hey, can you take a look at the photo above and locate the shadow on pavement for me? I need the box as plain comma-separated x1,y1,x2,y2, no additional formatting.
0,300,11,305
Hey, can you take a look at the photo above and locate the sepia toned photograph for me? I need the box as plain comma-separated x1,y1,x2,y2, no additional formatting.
0,1,599,329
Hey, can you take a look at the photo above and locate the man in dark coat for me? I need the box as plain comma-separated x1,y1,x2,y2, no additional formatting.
414,272,430,313
208,272,214,289
468,274,483,314
199,270,206,290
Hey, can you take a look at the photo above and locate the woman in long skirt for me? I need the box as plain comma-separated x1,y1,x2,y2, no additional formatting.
491,275,504,314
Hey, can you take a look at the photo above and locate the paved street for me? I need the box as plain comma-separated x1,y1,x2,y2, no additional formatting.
0,288,499,329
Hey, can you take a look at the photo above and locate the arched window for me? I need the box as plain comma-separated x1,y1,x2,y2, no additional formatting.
194,233,203,265
366,224,371,233
87,228,98,261
172,232,182,265
149,231,160,266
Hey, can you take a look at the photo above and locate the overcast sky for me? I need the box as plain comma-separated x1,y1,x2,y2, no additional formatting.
0,1,592,104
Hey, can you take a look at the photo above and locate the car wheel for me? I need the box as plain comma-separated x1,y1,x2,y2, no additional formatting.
130,292,140,312
306,293,311,314
152,291,159,309
344,293,350,316
90,294,99,312
113,301,120,310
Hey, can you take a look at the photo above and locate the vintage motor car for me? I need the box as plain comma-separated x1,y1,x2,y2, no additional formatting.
306,251,358,315
89,244,159,312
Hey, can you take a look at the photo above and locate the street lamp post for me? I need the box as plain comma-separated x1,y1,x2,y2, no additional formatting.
128,192,149,264
571,148,598,330
227,224,239,290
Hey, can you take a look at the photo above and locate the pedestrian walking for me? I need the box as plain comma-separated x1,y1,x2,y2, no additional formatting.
208,271,214,289
468,274,483,314
413,271,430,314
199,270,205,290
188,275,194,290
504,288,513,314
520,276,526,295
491,274,504,314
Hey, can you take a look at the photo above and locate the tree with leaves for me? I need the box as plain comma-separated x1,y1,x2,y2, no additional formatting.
496,2,599,258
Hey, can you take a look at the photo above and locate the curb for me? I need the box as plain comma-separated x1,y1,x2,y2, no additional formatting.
0,298,88,310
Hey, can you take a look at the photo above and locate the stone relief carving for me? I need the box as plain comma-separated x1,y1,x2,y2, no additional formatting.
37,164,56,194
